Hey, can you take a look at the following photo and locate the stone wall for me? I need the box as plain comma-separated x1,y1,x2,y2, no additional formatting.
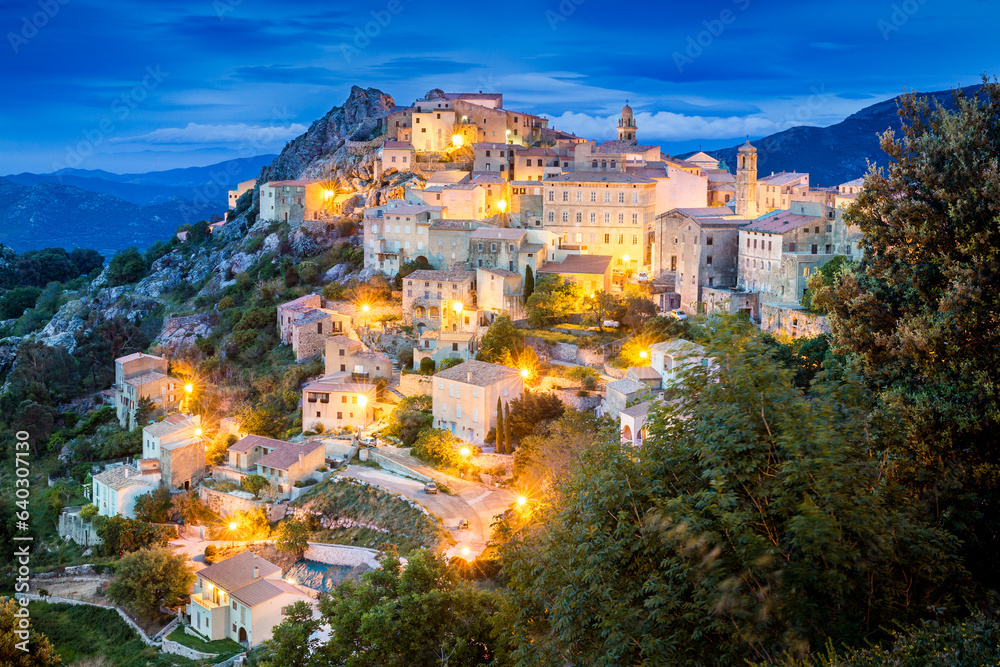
198,486,265,517
759,303,830,338
19,593,157,646
398,373,432,397
551,388,603,411
58,508,102,547
370,452,433,483
162,637,218,661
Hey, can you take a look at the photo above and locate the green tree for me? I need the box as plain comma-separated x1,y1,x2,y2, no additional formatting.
826,80,1000,589
0,596,61,666
419,357,436,375
382,395,433,446
393,256,433,289
133,486,171,523
478,314,524,363
132,396,155,428
242,474,270,499
503,401,513,454
69,247,104,276
620,287,658,332
0,286,42,320
495,396,506,454
106,547,195,629
513,409,613,490
257,600,319,667
524,275,585,327
503,390,565,450
586,291,621,330
411,429,464,469
496,323,962,665
275,519,311,557
97,516,170,556
313,547,501,667
206,432,236,467
523,265,535,303
801,255,852,312
106,247,149,286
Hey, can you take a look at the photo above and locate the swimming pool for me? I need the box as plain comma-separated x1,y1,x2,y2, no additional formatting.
284,559,365,592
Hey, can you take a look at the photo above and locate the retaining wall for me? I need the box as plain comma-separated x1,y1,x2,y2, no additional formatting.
303,542,381,569
162,637,218,661
19,593,157,646
398,374,432,397
370,452,433,483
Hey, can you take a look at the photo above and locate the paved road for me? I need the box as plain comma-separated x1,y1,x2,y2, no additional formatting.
343,462,514,559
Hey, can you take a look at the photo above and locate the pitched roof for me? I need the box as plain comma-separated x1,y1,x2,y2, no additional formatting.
279,294,321,311
93,464,157,491
434,360,522,387
621,401,653,418
230,577,307,607
229,434,288,453
470,228,526,241
537,254,612,276
125,372,169,387
469,172,505,184
255,440,324,471
326,335,363,349
546,171,654,184
474,142,516,150
650,339,706,357
839,177,864,188
743,210,819,234
597,141,661,154
303,375,377,394
480,267,520,278
607,378,647,395
758,171,808,186
406,269,475,283
383,140,413,149
628,367,662,381
425,171,471,185
381,204,444,216
199,551,281,592
429,219,488,231
116,352,162,364
161,436,201,451
143,414,199,438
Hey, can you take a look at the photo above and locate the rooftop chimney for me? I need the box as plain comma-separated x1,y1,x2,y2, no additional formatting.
467,371,472,383
298,452,304,466
253,566,259,579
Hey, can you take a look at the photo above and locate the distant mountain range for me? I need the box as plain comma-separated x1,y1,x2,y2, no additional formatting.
700,85,980,187
3,155,276,207
0,155,276,256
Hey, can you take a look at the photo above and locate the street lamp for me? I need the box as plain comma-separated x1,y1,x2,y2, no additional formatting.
452,134,463,148
461,547,471,560
358,394,368,431
520,368,530,379
496,199,507,213
229,522,237,548
452,301,464,313
639,350,648,360
460,446,471,457
517,496,527,508
194,428,203,438
185,383,194,394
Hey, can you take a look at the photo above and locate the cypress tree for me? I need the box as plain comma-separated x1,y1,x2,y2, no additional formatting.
496,396,506,454
523,265,535,303
504,401,514,453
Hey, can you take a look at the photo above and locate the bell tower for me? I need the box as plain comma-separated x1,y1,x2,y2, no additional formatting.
617,101,637,145
735,138,758,218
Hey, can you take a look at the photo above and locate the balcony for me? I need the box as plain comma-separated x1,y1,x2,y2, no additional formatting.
191,592,224,610
351,372,372,383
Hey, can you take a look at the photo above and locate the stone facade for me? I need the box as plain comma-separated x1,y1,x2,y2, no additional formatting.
759,303,830,339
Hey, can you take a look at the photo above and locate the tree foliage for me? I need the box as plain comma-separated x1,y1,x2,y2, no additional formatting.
275,519,311,557
106,548,195,628
256,600,319,667
309,547,501,667
825,79,1000,589
381,395,433,446
496,321,962,665
96,516,170,556
524,275,585,327
106,247,149,286
132,486,171,524
241,474,270,499
478,314,524,364
0,596,61,666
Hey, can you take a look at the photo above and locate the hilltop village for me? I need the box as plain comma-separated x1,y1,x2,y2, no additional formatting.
5,88,872,661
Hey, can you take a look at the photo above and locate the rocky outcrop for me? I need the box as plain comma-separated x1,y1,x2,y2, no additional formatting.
154,314,214,352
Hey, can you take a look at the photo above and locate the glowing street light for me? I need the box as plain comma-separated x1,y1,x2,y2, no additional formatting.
622,254,630,265
452,134,464,148
229,522,237,548
517,495,528,508
460,446,471,457
639,350,648,360
358,394,369,431
461,547,471,560
453,301,464,313
496,199,507,213
520,368,530,379
323,189,333,200
194,428,203,437
184,383,194,394
362,304,370,313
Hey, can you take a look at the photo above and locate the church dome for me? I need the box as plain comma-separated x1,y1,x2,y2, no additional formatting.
738,138,756,153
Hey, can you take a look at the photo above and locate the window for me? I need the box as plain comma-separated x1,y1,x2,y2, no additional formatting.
706,255,713,265
590,191,597,202
576,212,583,223
590,213,596,223
562,212,569,223
604,233,610,243
811,244,818,254
632,214,638,224
604,192,610,203
548,190,554,201
456,404,462,418
618,192,625,203
337,412,343,420
708,277,714,287
562,191,569,202
632,234,638,245
604,213,610,224
768,241,772,251
618,213,624,224
575,191,582,202
548,211,554,222
789,242,796,252
618,234,624,244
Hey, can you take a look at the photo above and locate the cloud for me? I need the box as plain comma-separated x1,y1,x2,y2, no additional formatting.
545,110,786,142
110,122,307,145
367,57,485,78
230,65,342,86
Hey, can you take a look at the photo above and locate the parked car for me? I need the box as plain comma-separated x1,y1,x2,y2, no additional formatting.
424,481,439,495
457,519,470,530
637,272,649,282
603,320,620,329
359,435,376,447
667,309,689,321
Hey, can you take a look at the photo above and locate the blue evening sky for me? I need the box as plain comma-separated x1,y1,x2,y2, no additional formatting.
0,0,995,174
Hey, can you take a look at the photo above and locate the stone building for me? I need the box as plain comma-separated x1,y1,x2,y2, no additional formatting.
536,254,613,295
618,102,638,145
476,267,524,320
734,139,759,219
259,179,335,223
440,183,486,220
381,140,414,173
324,335,393,382
414,331,478,369
427,219,490,269
401,269,479,334
652,208,750,314
542,171,657,274
228,179,256,208
509,180,544,228
473,143,516,176
757,172,810,212
114,352,180,429
216,435,326,498
759,303,831,339
92,460,162,518
513,147,560,181
737,201,859,303
142,414,206,491
432,360,524,445
301,376,377,435
467,227,542,277
363,201,445,274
